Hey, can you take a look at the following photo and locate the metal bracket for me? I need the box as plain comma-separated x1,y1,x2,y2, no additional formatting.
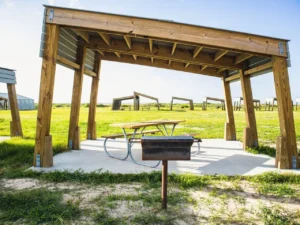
278,42,284,55
68,140,73,149
48,9,54,21
232,134,236,140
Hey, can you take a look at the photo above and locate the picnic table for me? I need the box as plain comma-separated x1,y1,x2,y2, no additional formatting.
101,120,185,167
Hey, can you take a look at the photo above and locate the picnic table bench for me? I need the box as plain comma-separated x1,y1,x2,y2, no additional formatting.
101,120,201,167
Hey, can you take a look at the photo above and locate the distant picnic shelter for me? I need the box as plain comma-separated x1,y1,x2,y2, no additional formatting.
35,5,297,169
0,67,23,137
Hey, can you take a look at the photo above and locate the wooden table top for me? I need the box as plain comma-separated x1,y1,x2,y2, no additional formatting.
111,120,185,129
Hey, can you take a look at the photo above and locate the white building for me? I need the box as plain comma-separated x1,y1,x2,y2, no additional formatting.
0,93,35,110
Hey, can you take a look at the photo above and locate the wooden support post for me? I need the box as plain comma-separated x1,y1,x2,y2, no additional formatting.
202,99,206,110
7,84,23,137
68,46,86,149
170,99,173,111
240,70,258,148
43,136,53,167
190,101,194,110
87,56,101,140
272,56,298,169
222,79,236,140
162,160,168,209
34,24,59,167
133,95,139,111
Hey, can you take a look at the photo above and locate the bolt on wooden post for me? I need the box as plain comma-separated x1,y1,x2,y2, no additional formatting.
141,136,194,209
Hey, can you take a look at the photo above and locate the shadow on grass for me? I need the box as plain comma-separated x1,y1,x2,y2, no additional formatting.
0,138,68,177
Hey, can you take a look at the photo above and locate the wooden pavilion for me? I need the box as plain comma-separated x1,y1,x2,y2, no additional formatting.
170,97,194,110
0,67,23,137
35,5,297,169
111,91,160,111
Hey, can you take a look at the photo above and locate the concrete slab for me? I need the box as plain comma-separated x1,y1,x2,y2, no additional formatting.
0,136,10,142
31,139,300,175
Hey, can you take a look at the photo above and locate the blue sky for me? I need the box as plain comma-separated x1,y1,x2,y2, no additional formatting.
0,0,299,104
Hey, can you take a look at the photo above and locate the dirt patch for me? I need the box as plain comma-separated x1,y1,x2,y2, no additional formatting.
1,178,299,224
1,178,40,190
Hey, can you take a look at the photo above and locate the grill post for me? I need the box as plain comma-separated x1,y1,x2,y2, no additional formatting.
162,160,168,209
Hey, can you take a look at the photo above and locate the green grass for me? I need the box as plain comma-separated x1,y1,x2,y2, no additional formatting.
258,204,299,225
0,188,81,224
1,106,300,224
1,106,299,177
246,145,277,157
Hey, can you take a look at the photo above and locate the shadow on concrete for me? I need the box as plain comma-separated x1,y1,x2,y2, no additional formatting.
201,145,243,151
195,154,271,175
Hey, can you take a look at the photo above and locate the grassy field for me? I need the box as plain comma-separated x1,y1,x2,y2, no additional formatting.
0,105,300,173
1,105,300,224
1,105,300,143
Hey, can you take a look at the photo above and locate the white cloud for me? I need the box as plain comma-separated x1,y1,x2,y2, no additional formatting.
68,0,84,9
47,0,55,5
2,0,14,8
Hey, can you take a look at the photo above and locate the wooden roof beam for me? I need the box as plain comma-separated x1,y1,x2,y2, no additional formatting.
185,63,190,68
193,46,203,58
132,55,137,60
124,35,131,49
57,55,80,69
114,52,121,58
98,32,111,46
47,7,288,57
214,50,228,61
84,69,97,77
171,43,177,55
151,57,154,63
99,53,223,77
225,74,240,82
86,38,242,70
235,53,253,64
168,60,172,65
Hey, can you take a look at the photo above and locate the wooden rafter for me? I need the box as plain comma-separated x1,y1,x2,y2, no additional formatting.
168,60,172,65
98,32,111,46
124,35,131,49
185,63,190,68
149,39,153,52
132,55,137,60
86,38,242,69
96,50,105,56
73,30,89,42
214,50,228,62
201,65,208,71
114,52,121,58
235,54,252,64
151,57,154,63
193,46,203,58
99,53,223,77
171,43,177,55
218,68,228,73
